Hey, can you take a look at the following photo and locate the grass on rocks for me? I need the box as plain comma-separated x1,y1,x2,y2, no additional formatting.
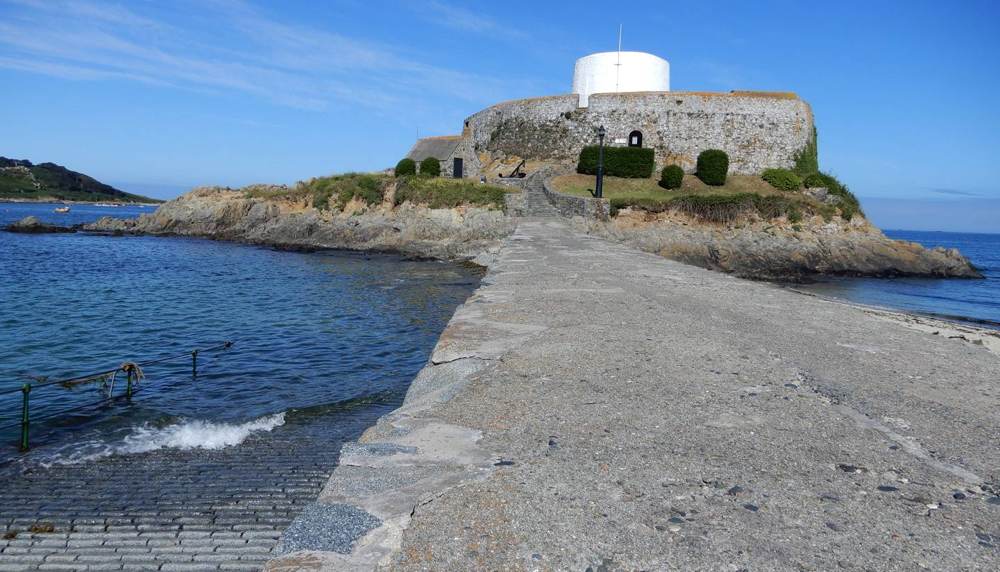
394,176,515,210
244,173,516,212
550,173,842,222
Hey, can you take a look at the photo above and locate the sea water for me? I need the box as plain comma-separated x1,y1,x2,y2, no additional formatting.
790,230,1000,329
0,202,481,465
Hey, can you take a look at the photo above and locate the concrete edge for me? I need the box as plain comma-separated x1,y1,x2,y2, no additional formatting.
265,233,541,571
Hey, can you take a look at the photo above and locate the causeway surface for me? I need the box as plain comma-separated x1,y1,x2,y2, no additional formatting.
271,219,999,571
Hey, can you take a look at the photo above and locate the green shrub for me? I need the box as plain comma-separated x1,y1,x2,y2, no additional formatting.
395,158,416,176
802,171,863,220
611,192,817,224
395,177,511,210
659,165,684,190
761,168,802,192
577,146,655,178
696,150,729,186
793,127,819,176
299,173,388,211
419,157,441,177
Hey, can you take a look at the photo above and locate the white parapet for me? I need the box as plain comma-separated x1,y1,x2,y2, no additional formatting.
572,51,670,107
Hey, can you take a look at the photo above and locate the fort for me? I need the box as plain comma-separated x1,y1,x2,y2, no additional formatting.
408,50,815,179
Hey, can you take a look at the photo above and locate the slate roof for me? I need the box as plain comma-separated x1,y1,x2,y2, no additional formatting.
406,136,461,161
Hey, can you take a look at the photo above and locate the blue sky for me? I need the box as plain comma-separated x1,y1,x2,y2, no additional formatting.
0,0,998,231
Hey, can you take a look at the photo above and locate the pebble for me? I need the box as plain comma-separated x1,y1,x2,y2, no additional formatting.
726,485,745,496
837,464,865,474
877,485,899,493
742,503,759,512
953,492,967,500
987,496,1000,506
494,460,515,467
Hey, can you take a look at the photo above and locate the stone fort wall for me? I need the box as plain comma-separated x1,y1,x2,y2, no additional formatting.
457,91,814,178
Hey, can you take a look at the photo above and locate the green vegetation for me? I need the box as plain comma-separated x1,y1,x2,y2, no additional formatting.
244,172,515,212
659,165,684,190
761,168,803,192
244,173,392,211
395,176,513,210
395,158,416,176
577,146,655,178
696,149,729,186
793,127,819,176
609,192,833,223
419,157,441,177
0,157,160,203
553,173,781,200
803,171,862,220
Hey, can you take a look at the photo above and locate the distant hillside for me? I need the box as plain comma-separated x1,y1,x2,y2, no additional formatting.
0,157,161,203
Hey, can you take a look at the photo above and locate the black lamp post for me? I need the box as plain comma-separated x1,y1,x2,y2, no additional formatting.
595,125,606,198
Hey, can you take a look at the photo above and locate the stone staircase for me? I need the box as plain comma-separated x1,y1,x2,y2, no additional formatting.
503,172,561,217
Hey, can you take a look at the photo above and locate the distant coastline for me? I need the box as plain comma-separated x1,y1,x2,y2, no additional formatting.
1,156,163,204
0,197,161,205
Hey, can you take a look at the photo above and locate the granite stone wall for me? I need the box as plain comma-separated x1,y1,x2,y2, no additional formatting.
541,180,610,220
459,92,814,176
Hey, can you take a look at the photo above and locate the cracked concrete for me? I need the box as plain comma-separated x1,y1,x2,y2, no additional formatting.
268,218,999,571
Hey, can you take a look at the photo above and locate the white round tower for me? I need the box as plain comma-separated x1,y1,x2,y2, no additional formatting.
572,51,670,107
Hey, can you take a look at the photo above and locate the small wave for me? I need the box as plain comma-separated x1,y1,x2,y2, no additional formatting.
36,412,285,466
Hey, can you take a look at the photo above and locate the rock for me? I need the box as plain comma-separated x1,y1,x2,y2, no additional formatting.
4,216,77,234
83,186,516,262
583,212,983,280
877,485,899,492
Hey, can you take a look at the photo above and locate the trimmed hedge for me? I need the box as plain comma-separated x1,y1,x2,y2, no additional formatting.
761,168,802,192
659,165,684,190
419,157,441,177
577,146,655,178
395,158,416,176
696,149,728,186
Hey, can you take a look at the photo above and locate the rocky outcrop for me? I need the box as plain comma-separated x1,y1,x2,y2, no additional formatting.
4,216,77,233
84,187,516,265
580,209,982,280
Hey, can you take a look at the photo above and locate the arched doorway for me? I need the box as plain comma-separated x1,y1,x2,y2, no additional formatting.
628,130,643,148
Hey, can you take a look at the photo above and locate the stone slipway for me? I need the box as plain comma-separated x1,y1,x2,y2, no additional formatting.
267,219,999,571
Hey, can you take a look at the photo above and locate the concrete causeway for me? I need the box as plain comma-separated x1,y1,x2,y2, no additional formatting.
270,219,999,571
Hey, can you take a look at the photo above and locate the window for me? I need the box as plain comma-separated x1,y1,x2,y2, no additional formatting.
628,130,643,148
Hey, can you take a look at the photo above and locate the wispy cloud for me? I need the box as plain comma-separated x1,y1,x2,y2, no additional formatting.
0,0,514,111
929,188,981,197
416,1,524,39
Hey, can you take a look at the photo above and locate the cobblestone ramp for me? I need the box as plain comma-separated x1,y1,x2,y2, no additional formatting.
0,403,393,571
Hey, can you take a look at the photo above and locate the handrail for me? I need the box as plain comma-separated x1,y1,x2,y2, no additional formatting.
0,341,233,395
0,341,234,451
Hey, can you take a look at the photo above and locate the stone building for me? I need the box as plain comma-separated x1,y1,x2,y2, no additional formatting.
407,51,814,180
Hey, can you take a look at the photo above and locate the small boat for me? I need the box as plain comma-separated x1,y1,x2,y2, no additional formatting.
54,206,70,213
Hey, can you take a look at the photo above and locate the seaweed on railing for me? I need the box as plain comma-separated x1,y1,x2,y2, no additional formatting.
0,341,234,451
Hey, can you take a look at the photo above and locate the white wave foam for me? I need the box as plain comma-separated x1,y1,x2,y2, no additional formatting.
119,412,286,454
36,412,285,466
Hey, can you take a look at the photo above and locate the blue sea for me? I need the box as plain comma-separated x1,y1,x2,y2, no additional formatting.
0,202,481,465
790,230,1000,329
1,205,997,465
